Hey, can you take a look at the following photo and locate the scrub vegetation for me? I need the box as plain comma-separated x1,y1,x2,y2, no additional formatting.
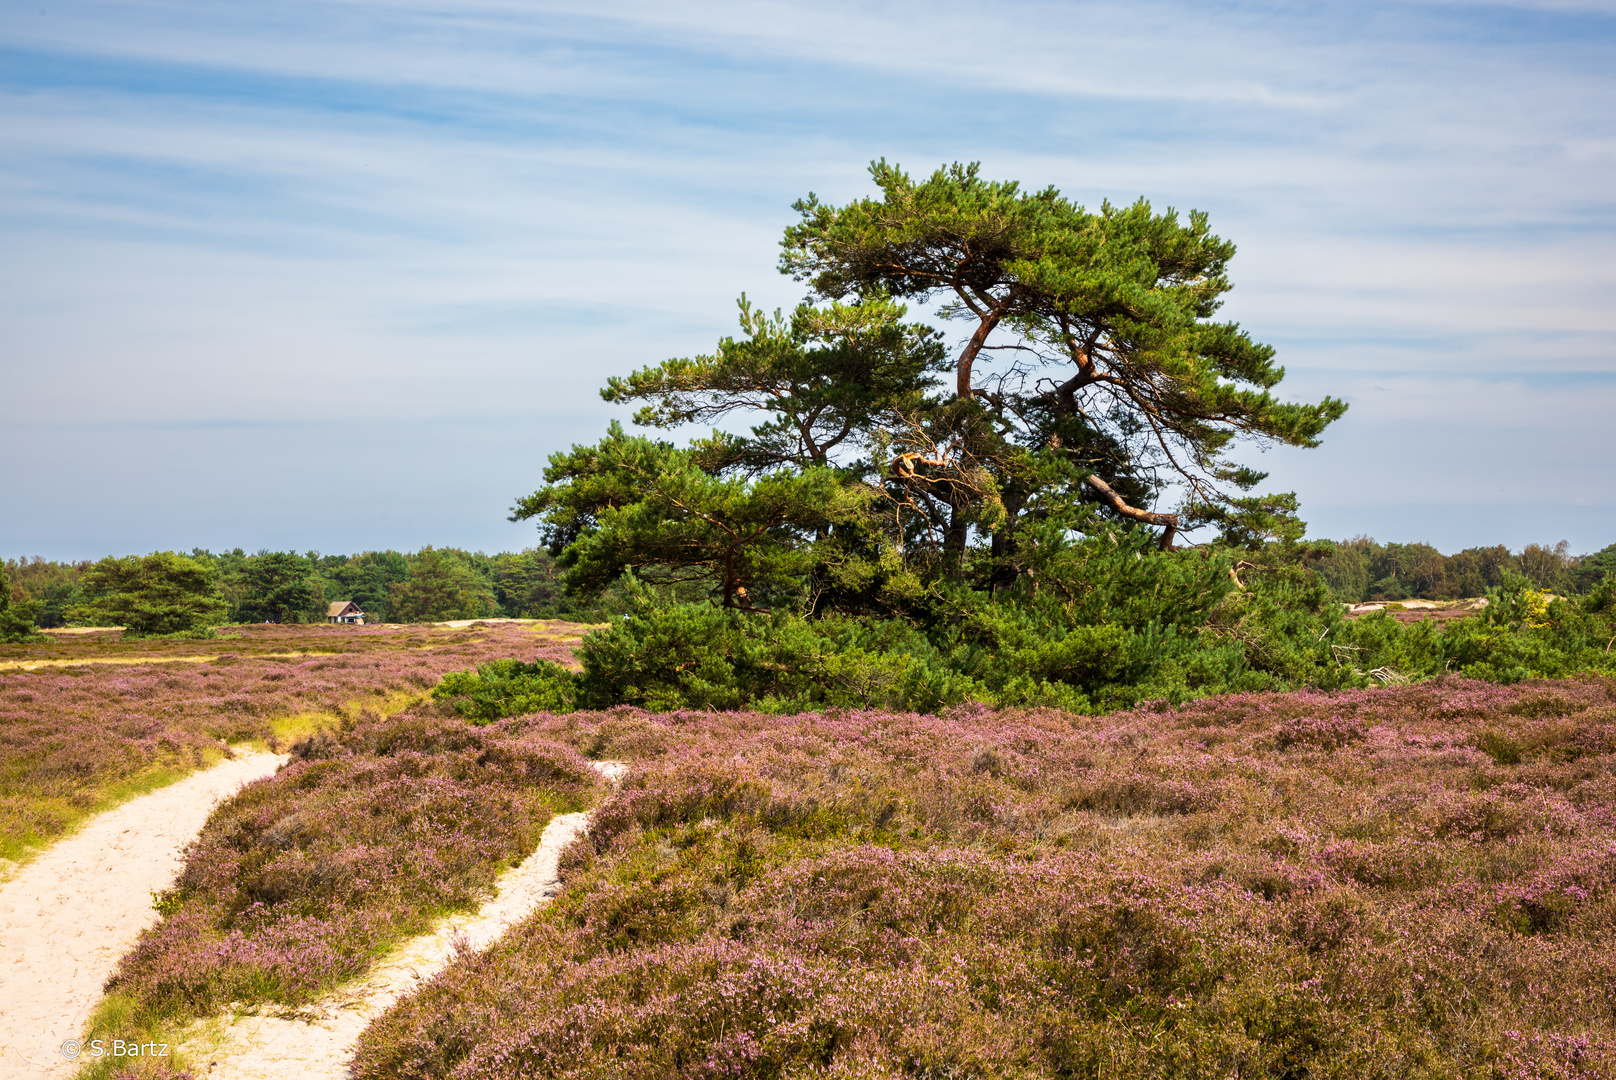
485,161,1616,714
355,678,1616,1080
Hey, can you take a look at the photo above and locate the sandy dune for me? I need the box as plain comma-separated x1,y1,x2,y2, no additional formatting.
0,750,287,1079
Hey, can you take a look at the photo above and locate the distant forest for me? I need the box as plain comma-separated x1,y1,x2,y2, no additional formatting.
6,537,1614,630
1313,538,1616,604
2,547,634,628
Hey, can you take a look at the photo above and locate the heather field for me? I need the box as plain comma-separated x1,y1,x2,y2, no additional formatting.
103,713,603,1020
0,621,586,867
334,677,1616,1080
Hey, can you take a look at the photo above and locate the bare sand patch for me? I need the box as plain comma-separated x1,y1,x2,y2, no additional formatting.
0,750,286,1079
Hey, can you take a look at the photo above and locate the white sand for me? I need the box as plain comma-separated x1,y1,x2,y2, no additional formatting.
181,759,626,1080
0,749,287,1080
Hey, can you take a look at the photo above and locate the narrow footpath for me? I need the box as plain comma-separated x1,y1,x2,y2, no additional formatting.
179,760,626,1080
0,750,288,1079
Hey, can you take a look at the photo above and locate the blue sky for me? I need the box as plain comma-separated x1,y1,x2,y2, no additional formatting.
3,0,1614,560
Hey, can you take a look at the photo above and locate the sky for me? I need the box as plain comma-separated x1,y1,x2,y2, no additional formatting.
2,0,1614,561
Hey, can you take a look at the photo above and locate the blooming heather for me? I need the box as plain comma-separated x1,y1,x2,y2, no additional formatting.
0,622,581,862
104,711,601,1020
355,677,1616,1079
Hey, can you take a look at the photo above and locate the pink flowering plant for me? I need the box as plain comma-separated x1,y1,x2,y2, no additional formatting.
356,677,1616,1079
0,622,580,863
102,710,602,1023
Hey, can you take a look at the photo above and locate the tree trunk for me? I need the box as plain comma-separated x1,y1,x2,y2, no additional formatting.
988,492,1024,594
955,310,1004,400
944,499,970,578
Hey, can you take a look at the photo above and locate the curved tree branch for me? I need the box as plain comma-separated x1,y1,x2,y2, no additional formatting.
1081,472,1178,550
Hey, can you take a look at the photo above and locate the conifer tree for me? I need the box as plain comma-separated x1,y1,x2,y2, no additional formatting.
780,161,1347,551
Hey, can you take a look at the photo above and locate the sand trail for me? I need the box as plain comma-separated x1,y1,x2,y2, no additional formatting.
179,760,626,1080
0,750,287,1079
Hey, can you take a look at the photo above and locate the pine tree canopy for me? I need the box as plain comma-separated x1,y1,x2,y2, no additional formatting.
780,161,1347,541
516,161,1347,609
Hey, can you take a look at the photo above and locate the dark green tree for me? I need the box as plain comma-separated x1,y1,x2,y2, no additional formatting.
1366,541,1452,600
387,548,496,622
1575,543,1616,594
236,551,318,623
514,423,866,610
515,161,1346,628
603,294,948,476
3,557,87,628
0,564,47,643
1447,544,1516,599
1517,541,1574,594
70,552,228,636
491,550,567,618
322,551,411,623
780,161,1347,553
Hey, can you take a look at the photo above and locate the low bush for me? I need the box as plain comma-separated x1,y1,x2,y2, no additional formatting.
431,567,1616,721
434,658,579,721
433,604,988,720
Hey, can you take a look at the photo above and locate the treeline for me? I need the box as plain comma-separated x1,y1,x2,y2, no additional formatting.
2,547,631,630
1314,537,1616,604
7,536,1612,634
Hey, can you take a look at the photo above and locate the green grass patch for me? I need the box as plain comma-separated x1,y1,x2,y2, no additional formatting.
70,992,197,1080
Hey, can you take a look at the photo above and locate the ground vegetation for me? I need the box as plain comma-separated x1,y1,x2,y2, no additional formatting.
354,677,1616,1079
0,622,583,867
103,712,600,1025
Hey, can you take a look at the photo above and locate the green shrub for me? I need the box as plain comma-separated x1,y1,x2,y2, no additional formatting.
574,601,987,713
0,564,47,643
431,559,1616,721
432,658,578,722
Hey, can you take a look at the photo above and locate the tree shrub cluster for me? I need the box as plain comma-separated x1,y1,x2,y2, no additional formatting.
1314,536,1614,603
9,536,1607,643
435,561,1616,720
4,546,636,635
67,552,229,638
484,161,1616,714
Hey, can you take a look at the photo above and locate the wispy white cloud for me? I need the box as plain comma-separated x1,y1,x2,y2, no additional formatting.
1,0,1612,554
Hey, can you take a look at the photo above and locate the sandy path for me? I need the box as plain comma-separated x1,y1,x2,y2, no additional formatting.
179,760,626,1080
0,750,288,1079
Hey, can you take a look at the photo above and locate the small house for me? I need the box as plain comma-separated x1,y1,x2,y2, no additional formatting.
327,601,366,625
